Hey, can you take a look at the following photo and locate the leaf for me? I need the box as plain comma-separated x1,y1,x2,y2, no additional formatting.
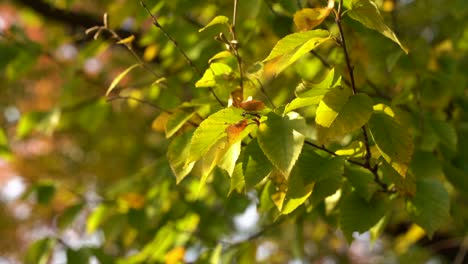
430,119,457,151
344,165,379,201
243,139,273,189
106,64,140,96
347,0,409,53
229,162,245,195
58,203,84,230
294,6,333,31
188,107,245,163
369,112,414,177
24,238,55,264
168,130,195,183
199,15,229,32
257,112,306,177
443,162,468,194
406,179,450,238
296,68,340,97
16,109,61,139
208,50,234,63
263,29,330,74
381,161,416,196
117,35,135,45
340,192,390,242
335,141,366,158
315,88,373,143
218,141,242,176
282,146,344,214
195,62,233,88
409,151,444,180
165,111,195,138
34,182,56,205
310,176,343,207
86,205,110,233
67,248,90,264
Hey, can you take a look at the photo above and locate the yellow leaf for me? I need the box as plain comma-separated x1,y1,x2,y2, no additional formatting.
117,35,135,45
165,247,185,264
143,44,159,61
106,64,140,96
294,1,334,31
152,112,171,132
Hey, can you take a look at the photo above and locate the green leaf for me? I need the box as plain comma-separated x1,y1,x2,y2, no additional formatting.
243,139,273,189
86,204,110,233
369,112,414,177
165,111,195,138
218,141,242,176
310,176,343,207
406,179,450,238
67,248,90,264
258,112,306,177
24,238,55,264
34,182,56,205
0,128,11,159
168,130,195,183
315,88,373,143
106,64,140,96
381,161,416,196
430,119,457,151
344,165,379,201
195,62,233,88
335,141,366,158
188,107,245,163
347,0,409,53
296,68,340,97
340,192,390,242
409,151,444,180
58,203,84,230
229,162,245,195
282,147,344,214
16,109,61,139
443,162,468,194
263,29,330,74
199,15,229,32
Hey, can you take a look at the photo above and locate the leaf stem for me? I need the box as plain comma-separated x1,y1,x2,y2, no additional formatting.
140,1,224,106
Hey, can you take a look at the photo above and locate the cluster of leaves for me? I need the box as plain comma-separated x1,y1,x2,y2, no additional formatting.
1,0,468,263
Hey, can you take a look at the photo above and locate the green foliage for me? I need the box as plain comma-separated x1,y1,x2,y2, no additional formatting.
2,0,467,263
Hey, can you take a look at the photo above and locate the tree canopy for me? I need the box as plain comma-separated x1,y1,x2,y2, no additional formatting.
1,0,468,263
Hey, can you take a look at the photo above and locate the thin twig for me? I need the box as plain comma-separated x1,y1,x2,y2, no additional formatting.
256,78,276,108
140,0,224,106
454,235,468,264
230,0,245,97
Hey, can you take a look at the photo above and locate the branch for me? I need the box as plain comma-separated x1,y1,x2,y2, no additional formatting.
15,0,142,48
140,1,224,107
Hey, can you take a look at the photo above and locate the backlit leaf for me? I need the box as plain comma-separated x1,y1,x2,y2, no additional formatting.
106,64,140,96
243,139,273,189
195,62,233,88
316,88,373,143
347,0,409,53
294,5,333,31
199,15,229,32
165,111,195,138
258,112,306,178
168,130,195,183
263,29,331,74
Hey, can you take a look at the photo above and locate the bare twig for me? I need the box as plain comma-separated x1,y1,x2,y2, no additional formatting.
230,0,245,97
140,0,224,106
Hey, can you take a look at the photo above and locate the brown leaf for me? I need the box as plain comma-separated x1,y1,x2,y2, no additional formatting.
293,7,333,31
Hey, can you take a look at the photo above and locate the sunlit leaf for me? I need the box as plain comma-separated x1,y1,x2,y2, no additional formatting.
199,15,229,32
117,35,135,45
168,130,195,184
316,87,373,143
294,6,333,31
165,111,195,138
195,62,233,88
106,64,140,96
406,179,450,238
347,0,409,53
24,238,55,264
369,112,414,177
188,107,245,163
263,29,330,74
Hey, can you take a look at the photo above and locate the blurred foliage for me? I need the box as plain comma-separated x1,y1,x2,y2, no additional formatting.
1,0,468,263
